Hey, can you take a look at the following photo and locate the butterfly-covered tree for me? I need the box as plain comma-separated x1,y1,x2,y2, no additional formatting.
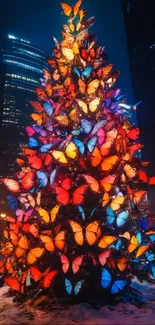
1,0,155,300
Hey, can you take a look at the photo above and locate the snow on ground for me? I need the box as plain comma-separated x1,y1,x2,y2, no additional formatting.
0,280,155,325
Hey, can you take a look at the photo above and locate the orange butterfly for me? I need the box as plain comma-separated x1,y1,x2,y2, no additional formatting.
97,64,113,79
91,147,102,167
61,0,82,17
15,236,44,264
82,174,116,193
78,79,100,95
101,155,118,171
55,178,87,206
40,231,65,251
102,192,125,210
69,220,101,246
98,235,117,249
127,186,146,204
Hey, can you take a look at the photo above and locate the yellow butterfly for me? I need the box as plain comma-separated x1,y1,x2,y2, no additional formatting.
76,98,100,114
55,109,78,126
37,205,60,223
52,142,78,164
78,79,100,95
62,48,74,61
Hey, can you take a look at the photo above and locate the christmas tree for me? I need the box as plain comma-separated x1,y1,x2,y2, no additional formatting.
1,0,155,300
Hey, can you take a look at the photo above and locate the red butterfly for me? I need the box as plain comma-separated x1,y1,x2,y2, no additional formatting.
30,266,58,288
60,255,83,274
55,177,87,206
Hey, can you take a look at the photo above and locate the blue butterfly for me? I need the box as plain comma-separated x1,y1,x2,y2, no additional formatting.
136,232,142,245
148,234,155,243
101,269,127,294
146,251,155,262
37,171,48,187
78,205,86,221
109,238,123,251
43,102,54,117
71,129,81,136
106,207,129,227
73,65,92,79
50,169,57,185
29,137,39,148
7,195,18,211
65,279,83,295
81,119,92,134
73,136,97,154
40,143,54,153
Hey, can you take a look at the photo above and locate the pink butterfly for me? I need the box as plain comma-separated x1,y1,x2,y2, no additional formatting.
16,209,33,222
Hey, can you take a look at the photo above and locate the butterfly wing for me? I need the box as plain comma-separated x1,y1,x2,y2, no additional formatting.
37,171,48,187
85,221,101,245
69,220,84,245
30,266,42,281
74,280,83,295
65,278,72,294
116,211,129,227
72,256,83,274
54,231,65,250
56,187,70,206
42,270,58,288
101,268,112,288
27,247,44,265
87,136,97,153
111,280,127,294
73,139,85,155
106,207,116,225
61,255,70,273
82,174,100,193
72,185,87,205
98,236,117,249
5,278,20,291
99,250,111,266
81,119,92,134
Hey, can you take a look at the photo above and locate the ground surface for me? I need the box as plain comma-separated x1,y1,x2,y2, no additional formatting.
0,280,155,325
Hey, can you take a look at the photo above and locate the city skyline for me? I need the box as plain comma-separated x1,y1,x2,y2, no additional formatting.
1,0,134,103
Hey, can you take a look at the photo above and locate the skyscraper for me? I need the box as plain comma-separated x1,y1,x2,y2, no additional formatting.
122,0,155,209
0,34,49,176
122,0,155,173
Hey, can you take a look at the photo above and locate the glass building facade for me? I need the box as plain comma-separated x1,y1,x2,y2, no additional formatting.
0,34,49,176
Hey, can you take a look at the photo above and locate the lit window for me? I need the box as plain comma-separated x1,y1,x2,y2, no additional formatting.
4,59,43,74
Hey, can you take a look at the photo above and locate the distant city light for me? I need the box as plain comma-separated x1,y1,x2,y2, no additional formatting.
0,213,6,218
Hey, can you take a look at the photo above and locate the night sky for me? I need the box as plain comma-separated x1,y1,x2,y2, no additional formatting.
2,0,133,102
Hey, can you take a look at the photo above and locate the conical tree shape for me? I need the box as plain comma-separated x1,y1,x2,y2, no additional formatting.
1,0,155,299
